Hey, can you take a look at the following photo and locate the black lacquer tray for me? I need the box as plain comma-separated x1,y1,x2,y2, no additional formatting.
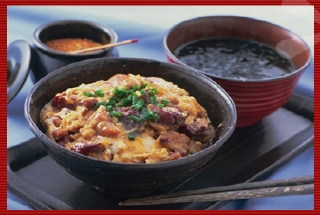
7,92,314,210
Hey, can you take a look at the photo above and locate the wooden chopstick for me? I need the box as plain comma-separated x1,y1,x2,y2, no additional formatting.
119,175,314,206
68,38,139,54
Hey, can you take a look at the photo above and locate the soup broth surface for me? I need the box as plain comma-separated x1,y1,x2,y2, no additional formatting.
174,38,295,80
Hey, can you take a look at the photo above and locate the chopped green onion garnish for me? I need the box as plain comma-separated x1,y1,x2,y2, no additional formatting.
141,107,148,120
121,98,129,107
110,96,120,102
140,89,146,96
133,85,140,91
147,111,156,119
107,99,116,107
127,95,133,102
116,91,125,97
110,111,122,117
105,105,113,112
150,96,157,104
95,101,107,108
153,113,160,122
83,92,95,97
137,98,144,106
128,115,142,122
147,86,158,95
161,99,169,106
128,132,135,141
147,111,160,122
112,86,119,94
121,88,129,95
106,85,166,123
157,104,165,108
132,95,138,104
142,82,148,88
131,103,142,111
115,111,123,117
94,89,105,97
113,87,127,98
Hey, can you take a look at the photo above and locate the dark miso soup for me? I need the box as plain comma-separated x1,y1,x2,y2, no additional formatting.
173,38,295,80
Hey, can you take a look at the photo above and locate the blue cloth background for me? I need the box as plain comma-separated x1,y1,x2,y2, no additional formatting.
7,6,314,210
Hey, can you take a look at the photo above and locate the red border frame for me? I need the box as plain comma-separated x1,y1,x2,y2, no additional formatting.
3,0,318,214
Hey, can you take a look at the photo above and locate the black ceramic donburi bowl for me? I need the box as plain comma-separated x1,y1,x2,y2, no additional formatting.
24,57,237,199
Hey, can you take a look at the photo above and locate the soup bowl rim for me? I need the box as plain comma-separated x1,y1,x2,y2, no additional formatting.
163,15,312,83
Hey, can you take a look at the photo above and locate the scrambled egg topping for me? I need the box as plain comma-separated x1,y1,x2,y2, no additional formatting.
40,74,216,164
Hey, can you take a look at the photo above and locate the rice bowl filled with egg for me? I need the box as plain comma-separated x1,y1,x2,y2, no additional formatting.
40,74,216,164
25,58,236,198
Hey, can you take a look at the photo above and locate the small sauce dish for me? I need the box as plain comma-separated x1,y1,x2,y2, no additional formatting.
7,20,119,103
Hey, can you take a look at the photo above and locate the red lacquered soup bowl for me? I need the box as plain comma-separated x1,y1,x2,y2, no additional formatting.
163,16,311,127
